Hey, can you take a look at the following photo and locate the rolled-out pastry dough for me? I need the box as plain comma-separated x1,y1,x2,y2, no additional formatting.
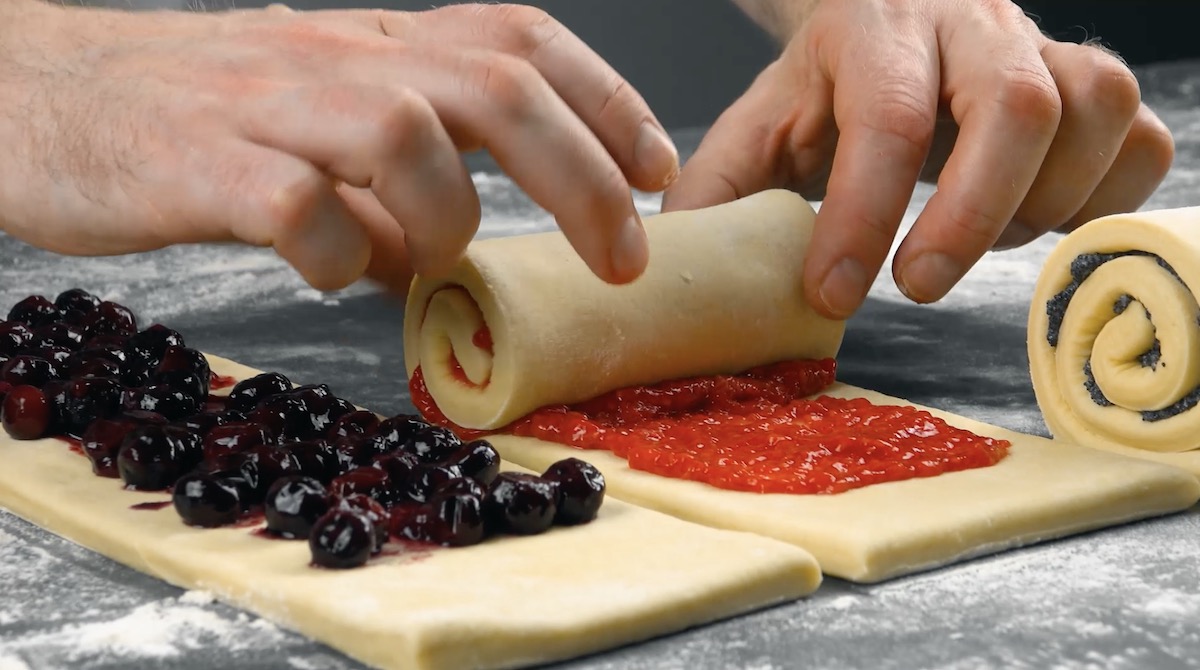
1029,207,1200,475
408,192,1200,583
404,189,845,430
0,355,823,670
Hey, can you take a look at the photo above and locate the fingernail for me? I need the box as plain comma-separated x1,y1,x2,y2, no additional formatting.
898,252,962,303
817,257,869,319
991,221,1037,250
634,121,680,190
610,213,649,283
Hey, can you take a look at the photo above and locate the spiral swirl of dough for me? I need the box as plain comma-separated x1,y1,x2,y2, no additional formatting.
1028,208,1200,453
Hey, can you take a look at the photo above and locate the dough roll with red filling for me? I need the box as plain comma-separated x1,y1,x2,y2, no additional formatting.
1028,207,1200,461
403,189,846,430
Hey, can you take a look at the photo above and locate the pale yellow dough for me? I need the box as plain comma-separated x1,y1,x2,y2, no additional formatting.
0,355,822,670
406,190,1200,584
1029,207,1200,476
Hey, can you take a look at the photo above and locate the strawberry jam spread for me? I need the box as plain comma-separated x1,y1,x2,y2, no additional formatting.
410,358,1010,495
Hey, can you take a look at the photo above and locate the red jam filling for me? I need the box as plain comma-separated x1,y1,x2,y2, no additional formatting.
410,359,1010,495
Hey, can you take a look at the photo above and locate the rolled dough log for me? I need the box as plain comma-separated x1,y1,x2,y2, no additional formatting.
406,191,1200,583
404,189,844,430
1029,207,1200,476
0,355,823,670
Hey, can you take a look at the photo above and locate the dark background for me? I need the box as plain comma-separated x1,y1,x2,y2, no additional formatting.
220,0,1191,130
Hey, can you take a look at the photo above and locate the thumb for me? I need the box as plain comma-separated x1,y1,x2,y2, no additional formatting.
661,59,812,213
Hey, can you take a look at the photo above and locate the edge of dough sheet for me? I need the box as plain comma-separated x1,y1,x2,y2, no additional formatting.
489,381,1200,584
1027,206,1200,478
0,354,822,670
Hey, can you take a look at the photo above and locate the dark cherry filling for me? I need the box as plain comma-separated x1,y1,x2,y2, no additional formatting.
2,385,51,440
484,473,558,535
8,295,61,328
264,476,331,538
309,509,375,569
173,472,242,528
226,372,292,413
542,458,606,525
1,290,607,571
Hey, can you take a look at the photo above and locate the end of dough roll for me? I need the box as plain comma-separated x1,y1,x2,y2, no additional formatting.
1028,206,1200,453
404,189,846,430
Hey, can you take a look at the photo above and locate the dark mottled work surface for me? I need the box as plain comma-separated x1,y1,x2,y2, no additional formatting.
4,60,1200,670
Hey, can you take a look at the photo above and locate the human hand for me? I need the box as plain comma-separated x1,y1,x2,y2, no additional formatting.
0,1,678,292
663,0,1174,319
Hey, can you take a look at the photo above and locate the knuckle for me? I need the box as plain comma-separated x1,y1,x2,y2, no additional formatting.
1128,112,1176,177
994,68,1062,132
375,88,436,149
469,54,544,120
943,199,1009,249
264,170,325,235
1075,52,1142,121
487,3,561,57
858,84,935,154
596,76,635,119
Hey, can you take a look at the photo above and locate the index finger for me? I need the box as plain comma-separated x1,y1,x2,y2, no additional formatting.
803,33,939,319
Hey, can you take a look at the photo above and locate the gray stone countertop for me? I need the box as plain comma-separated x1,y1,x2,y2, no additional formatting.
4,60,1200,670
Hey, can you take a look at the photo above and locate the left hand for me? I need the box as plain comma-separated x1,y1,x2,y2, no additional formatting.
662,0,1175,320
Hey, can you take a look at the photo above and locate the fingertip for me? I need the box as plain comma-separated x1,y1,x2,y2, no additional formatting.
271,187,373,292
632,121,680,193
894,251,962,304
607,212,649,284
810,256,870,320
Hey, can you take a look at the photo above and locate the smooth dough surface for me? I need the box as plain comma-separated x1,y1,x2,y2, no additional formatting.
1028,207,1200,475
490,382,1200,583
0,355,822,670
404,189,845,430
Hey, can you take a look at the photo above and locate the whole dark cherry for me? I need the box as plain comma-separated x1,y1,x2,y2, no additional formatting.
372,451,420,499
202,421,274,459
122,384,200,422
401,463,461,504
31,323,85,352
25,346,72,367
175,411,230,440
391,490,484,547
59,376,124,436
1,385,51,440
374,414,430,452
333,435,378,471
331,467,391,504
435,476,486,500
156,346,209,382
403,426,463,463
248,394,315,441
542,458,606,525
309,509,374,569
451,439,501,485
327,410,380,440
126,325,185,363
289,439,341,483
237,444,301,503
0,321,34,356
173,472,242,528
81,417,141,477
81,301,137,337
335,494,389,552
151,370,208,404
484,473,558,535
54,288,101,315
1,355,60,388
117,424,194,490
264,475,331,539
226,372,292,413
7,296,60,328
65,350,122,380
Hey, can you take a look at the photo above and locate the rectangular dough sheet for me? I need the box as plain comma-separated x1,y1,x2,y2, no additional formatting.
0,355,822,670
490,382,1200,584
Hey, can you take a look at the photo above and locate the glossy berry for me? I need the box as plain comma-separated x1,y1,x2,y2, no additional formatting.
1,385,51,440
451,439,501,485
226,372,291,413
27,346,72,367
392,491,485,548
65,351,122,380
264,475,331,539
327,410,379,440
335,494,389,552
173,472,242,528
0,381,10,404
331,467,390,504
31,323,85,352
1,355,61,388
152,370,208,404
374,414,430,452
0,321,34,356
202,421,273,459
402,463,460,504
435,476,486,500
248,394,317,441
126,325,185,363
122,384,199,422
54,288,101,315
289,440,341,483
59,376,123,436
333,435,377,471
237,445,301,503
117,424,196,490
81,301,137,337
309,509,374,569
373,451,420,499
542,458,606,525
484,473,557,536
81,417,140,477
7,296,60,328
175,411,231,440
404,426,463,463
156,345,208,381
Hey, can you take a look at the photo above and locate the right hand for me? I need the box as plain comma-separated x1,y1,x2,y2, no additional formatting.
0,2,678,292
